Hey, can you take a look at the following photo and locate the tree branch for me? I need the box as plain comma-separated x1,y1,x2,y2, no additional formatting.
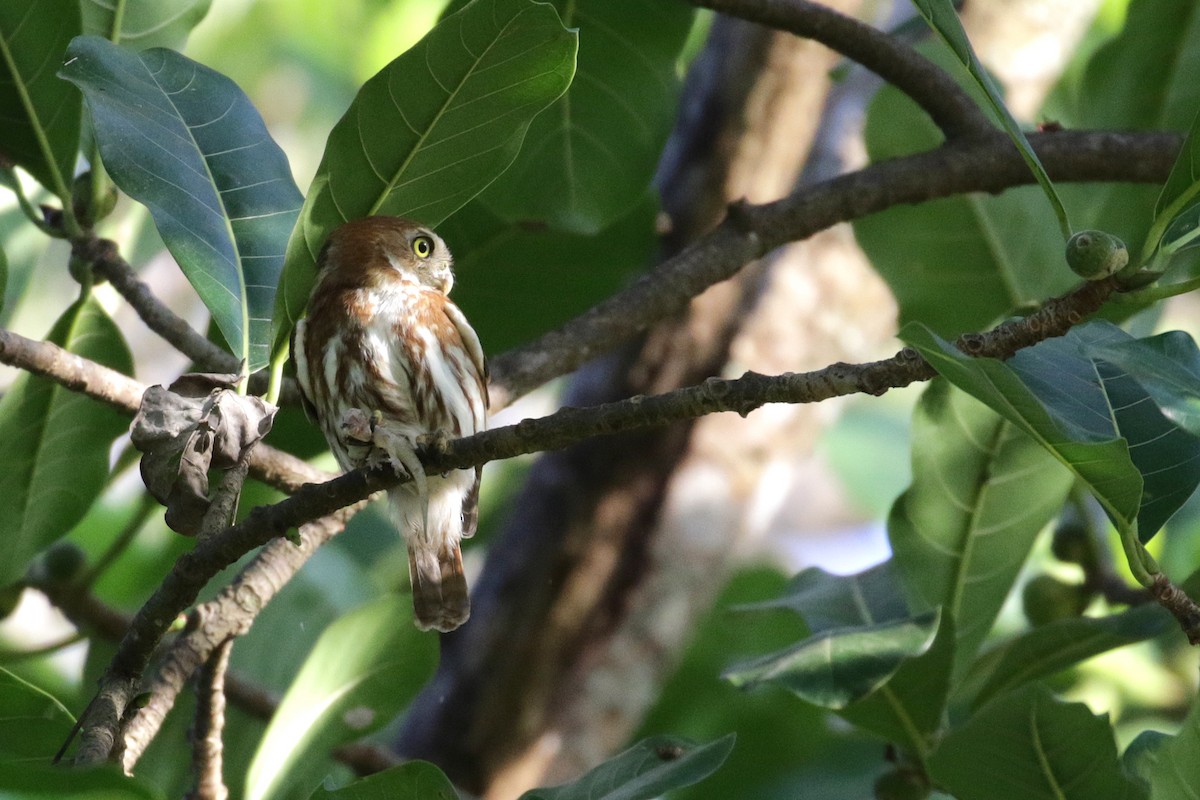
690,0,991,139
486,129,1179,407
187,638,232,800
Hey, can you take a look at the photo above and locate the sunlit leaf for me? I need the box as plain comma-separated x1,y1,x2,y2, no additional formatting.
82,0,212,51
479,0,693,234
520,735,736,800
309,761,459,800
245,594,438,800
0,297,132,587
929,686,1146,800
61,37,303,372
904,322,1200,541
724,610,940,709
889,380,1072,671
910,0,1071,238
273,0,578,355
0,667,74,764
0,0,82,198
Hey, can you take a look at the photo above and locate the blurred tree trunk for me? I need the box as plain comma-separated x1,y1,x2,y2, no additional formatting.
396,2,1099,797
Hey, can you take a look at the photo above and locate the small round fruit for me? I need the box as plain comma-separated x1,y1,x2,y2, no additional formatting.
1022,574,1089,626
1065,230,1128,280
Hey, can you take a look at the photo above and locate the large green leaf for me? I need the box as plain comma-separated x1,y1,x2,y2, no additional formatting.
0,763,163,799
441,193,655,354
308,762,459,800
245,594,438,800
478,0,692,234
1143,691,1200,799
910,0,1070,238
1093,330,1200,436
520,735,736,800
836,615,955,756
0,668,74,764
0,0,81,198
0,297,132,587
930,686,1145,800
889,380,1073,671
854,45,1076,337
964,603,1178,711
60,37,302,373
904,322,1200,541
273,0,578,355
82,0,212,51
727,566,939,710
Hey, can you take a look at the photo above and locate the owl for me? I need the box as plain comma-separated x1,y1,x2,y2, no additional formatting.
292,216,488,632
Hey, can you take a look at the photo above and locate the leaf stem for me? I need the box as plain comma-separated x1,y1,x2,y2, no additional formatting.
1118,522,1156,589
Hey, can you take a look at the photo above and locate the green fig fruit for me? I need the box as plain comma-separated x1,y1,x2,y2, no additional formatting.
1066,230,1128,280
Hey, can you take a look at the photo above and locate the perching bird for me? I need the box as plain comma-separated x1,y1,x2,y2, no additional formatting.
292,216,487,632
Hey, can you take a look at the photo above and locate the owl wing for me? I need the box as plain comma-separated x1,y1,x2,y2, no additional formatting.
441,299,487,538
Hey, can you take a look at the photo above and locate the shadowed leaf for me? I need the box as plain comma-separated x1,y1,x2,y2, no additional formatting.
82,0,212,51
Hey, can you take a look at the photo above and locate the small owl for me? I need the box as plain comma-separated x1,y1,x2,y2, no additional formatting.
292,216,487,632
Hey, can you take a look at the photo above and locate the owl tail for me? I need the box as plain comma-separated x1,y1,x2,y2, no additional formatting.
408,544,470,632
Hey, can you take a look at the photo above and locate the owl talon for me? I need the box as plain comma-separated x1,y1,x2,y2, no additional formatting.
339,408,374,446
371,422,429,538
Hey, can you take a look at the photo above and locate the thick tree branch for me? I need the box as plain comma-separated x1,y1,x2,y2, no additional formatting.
486,130,1179,407
690,0,990,138
187,638,232,800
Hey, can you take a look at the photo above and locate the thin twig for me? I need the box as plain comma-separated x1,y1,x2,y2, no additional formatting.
690,0,990,138
187,638,233,800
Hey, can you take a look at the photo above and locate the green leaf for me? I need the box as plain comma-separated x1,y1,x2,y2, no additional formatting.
1122,730,1170,795
478,0,693,234
520,734,736,800
441,193,655,354
0,667,74,764
837,615,955,755
245,594,439,800
0,763,163,799
910,0,1071,239
60,37,302,373
1144,106,1200,262
1144,690,1200,800
0,0,82,198
964,603,1177,710
853,45,1076,337
273,0,579,355
734,561,909,633
904,322,1200,541
724,610,940,710
929,685,1145,800
889,380,1073,671
1092,331,1200,436
0,297,132,587
82,0,213,51
308,761,459,800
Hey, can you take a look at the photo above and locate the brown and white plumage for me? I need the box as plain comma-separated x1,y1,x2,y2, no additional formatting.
292,216,487,632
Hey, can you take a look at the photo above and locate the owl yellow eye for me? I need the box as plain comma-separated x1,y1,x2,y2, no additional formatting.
412,235,434,259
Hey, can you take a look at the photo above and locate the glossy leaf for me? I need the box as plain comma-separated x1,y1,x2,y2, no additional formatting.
1144,694,1200,799
904,322,1200,541
724,610,940,709
929,686,1146,800
82,0,212,51
0,763,163,799
245,594,438,800
965,603,1178,711
309,761,459,800
854,46,1075,337
61,37,303,373
889,380,1072,671
479,0,693,234
1092,330,1200,436
0,0,82,198
910,0,1070,238
0,667,74,764
273,0,579,354
837,614,955,752
520,735,736,800
1147,107,1200,261
0,298,132,587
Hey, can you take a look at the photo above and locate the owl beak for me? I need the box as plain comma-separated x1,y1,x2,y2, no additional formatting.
436,259,454,294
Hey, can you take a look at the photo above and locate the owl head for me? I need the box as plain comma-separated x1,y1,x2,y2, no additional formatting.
317,216,455,294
